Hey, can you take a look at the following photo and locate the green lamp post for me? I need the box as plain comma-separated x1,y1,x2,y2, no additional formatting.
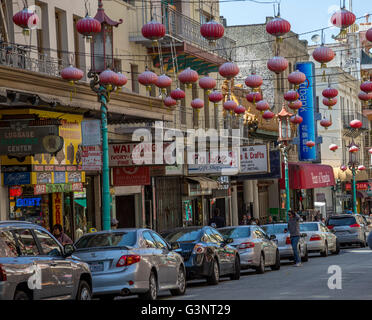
347,141,360,215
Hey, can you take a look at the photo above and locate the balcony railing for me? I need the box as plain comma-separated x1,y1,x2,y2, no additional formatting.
129,6,236,61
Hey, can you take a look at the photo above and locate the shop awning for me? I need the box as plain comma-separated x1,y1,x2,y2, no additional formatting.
187,177,219,190
333,167,369,182
280,163,335,190
74,199,87,208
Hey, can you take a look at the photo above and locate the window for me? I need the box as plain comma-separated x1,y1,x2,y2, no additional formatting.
192,83,199,128
219,227,251,239
254,228,266,239
33,229,62,257
204,89,210,129
150,232,168,249
131,64,139,93
180,82,186,125
300,223,319,232
142,231,157,248
0,231,18,257
165,229,201,243
13,229,40,256
75,231,137,249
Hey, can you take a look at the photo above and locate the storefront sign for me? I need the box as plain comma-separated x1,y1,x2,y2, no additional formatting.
113,167,150,186
34,182,84,195
54,171,66,184
1,165,31,173
52,193,63,226
16,197,42,207
345,182,372,191
36,172,52,184
67,171,82,183
4,172,31,186
240,145,269,174
166,164,183,176
81,120,101,146
296,62,318,162
82,145,102,171
9,186,23,197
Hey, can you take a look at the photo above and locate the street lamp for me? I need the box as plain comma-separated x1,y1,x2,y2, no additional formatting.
77,0,122,230
347,140,360,214
277,104,294,222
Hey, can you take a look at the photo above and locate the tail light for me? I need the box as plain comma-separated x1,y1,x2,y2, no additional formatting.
350,224,361,228
238,242,255,250
327,225,334,230
310,235,322,241
286,237,291,245
0,264,6,281
116,255,141,267
192,243,205,254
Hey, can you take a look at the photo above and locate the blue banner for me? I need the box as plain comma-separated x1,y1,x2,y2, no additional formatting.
296,62,317,161
4,172,31,186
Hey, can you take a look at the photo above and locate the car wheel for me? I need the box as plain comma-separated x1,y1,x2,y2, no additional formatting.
334,240,340,255
76,280,92,300
301,246,309,262
256,253,265,274
14,290,30,300
170,267,186,296
230,256,241,280
139,271,158,300
207,258,219,285
270,250,281,271
320,242,329,257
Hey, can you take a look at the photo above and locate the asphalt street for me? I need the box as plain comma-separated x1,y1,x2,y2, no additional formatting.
157,247,372,300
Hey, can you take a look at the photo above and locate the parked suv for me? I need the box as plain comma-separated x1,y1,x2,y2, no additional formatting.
0,221,92,300
326,214,369,247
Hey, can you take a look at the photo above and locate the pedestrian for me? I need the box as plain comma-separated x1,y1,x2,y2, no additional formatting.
267,216,274,224
287,210,302,267
111,218,119,229
255,218,260,225
241,214,248,225
209,208,226,228
52,224,73,246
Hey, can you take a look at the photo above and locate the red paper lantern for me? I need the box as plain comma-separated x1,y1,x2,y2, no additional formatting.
350,119,362,129
141,20,166,41
164,96,177,107
306,141,315,148
223,100,238,112
323,97,337,110
322,87,338,100
267,56,288,74
114,73,128,88
368,148,372,154
367,28,372,42
178,68,199,87
358,165,366,171
199,76,217,92
331,7,356,29
99,69,119,86
320,118,332,129
284,90,300,102
200,20,224,41
358,91,372,101
246,92,263,104
245,73,263,90
349,145,359,153
219,62,239,79
340,165,347,172
266,16,291,41
288,100,302,112
234,104,246,116
191,98,204,111
312,45,335,68
360,81,372,93
262,110,275,121
156,74,172,93
138,69,158,90
329,144,338,152
290,115,303,125
170,88,186,100
13,7,39,35
61,66,84,83
76,15,101,38
288,70,306,87
208,90,223,106
255,100,270,112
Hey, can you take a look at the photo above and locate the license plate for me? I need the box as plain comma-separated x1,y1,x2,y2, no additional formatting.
89,262,104,272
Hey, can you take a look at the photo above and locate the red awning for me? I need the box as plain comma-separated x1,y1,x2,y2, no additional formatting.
280,163,335,190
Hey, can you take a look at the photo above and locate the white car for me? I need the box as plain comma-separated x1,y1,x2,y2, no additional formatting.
300,222,340,256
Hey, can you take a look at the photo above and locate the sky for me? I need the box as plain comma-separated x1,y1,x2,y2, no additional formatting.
220,0,372,45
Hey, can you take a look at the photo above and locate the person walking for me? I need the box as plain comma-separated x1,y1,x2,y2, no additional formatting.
209,208,226,228
52,224,73,246
288,211,302,267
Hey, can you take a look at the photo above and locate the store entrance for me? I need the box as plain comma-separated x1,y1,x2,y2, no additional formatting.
116,195,136,228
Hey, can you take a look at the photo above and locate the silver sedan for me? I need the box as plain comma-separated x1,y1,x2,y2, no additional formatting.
218,225,280,274
73,228,186,300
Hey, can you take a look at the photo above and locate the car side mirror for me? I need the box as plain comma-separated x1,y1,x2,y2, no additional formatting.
63,244,75,257
269,235,276,240
170,242,180,250
301,233,307,238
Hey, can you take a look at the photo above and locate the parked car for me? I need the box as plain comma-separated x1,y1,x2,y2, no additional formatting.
361,215,372,235
261,223,308,262
300,222,339,256
73,228,186,300
326,214,368,247
218,225,281,273
161,226,240,285
0,221,92,300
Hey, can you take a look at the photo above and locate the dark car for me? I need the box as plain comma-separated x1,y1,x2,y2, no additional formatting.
161,226,240,285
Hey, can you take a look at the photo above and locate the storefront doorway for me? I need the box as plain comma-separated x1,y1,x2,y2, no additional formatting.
116,195,136,228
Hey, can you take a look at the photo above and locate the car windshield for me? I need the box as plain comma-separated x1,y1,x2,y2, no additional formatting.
75,231,137,249
300,223,319,231
262,224,288,234
328,217,356,226
219,227,251,239
164,229,201,243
